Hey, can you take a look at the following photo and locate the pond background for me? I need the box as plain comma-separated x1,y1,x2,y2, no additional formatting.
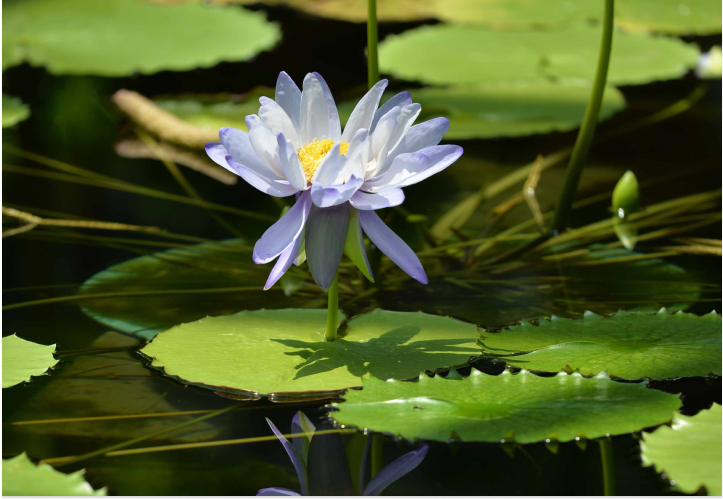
3,3,722,495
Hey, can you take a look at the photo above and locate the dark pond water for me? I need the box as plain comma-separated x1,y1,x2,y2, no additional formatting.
3,5,722,496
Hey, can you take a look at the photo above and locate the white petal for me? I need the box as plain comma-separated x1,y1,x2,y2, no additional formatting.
219,127,280,179
312,72,341,142
345,128,370,180
374,103,422,177
366,145,462,192
246,115,284,177
275,71,302,132
341,79,388,143
349,188,405,210
225,155,298,197
311,143,346,186
381,117,450,173
277,133,307,191
300,74,329,145
371,91,412,133
259,96,300,150
371,106,400,159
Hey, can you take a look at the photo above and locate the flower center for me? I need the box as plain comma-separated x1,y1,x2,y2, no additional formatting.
297,139,349,182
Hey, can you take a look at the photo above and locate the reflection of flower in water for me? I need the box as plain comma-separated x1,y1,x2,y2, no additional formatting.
258,411,428,496
206,71,462,291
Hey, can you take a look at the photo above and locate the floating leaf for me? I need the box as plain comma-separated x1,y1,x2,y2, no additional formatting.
2,453,106,495
641,404,722,496
140,309,481,397
2,0,280,76
2,93,30,128
78,239,314,340
478,310,721,380
2,334,57,388
330,369,681,443
379,25,700,86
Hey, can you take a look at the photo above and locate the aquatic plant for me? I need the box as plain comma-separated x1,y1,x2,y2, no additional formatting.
258,411,428,496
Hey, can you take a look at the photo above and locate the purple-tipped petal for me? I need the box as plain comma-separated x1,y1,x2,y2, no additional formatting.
260,96,300,149
350,189,405,210
205,142,230,168
291,411,316,465
278,132,307,190
257,487,301,496
312,72,341,142
254,190,312,264
276,71,302,132
265,418,308,496
358,209,427,284
305,203,350,291
246,115,284,176
362,444,429,496
300,74,330,145
311,175,363,208
382,117,450,170
264,234,304,290
392,145,462,189
371,91,412,133
365,145,462,193
225,156,298,198
341,79,388,143
219,128,280,179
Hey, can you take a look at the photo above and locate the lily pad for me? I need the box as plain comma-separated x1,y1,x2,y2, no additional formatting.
2,334,57,388
140,309,481,397
2,0,280,76
378,24,700,86
340,82,626,139
478,310,721,380
330,369,681,443
641,404,722,496
78,239,312,340
2,453,106,495
2,93,30,128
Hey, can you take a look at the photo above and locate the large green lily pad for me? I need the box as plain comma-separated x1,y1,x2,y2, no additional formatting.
2,453,106,495
140,309,481,397
353,83,625,139
330,369,681,443
2,93,30,128
478,310,721,380
2,334,57,388
2,0,280,76
379,25,699,86
78,239,313,340
641,404,722,496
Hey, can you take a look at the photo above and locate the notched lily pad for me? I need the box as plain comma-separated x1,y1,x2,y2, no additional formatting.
2,334,58,388
2,453,106,496
478,309,721,380
641,404,722,496
330,369,681,443
139,309,481,398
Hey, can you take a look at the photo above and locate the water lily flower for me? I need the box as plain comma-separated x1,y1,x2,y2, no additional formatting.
258,411,429,496
206,72,462,291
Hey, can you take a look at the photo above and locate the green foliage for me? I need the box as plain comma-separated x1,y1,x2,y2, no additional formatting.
2,0,280,76
2,93,30,128
140,309,481,397
478,310,721,380
338,82,626,139
2,334,57,388
641,404,722,495
612,171,641,249
2,453,106,495
331,369,681,443
379,25,699,86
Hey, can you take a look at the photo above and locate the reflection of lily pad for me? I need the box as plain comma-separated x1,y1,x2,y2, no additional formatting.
379,25,699,86
140,309,481,397
2,93,30,128
2,0,280,76
330,369,681,443
478,310,722,380
78,239,312,340
340,82,626,139
2,335,57,388
641,404,722,496
2,453,106,495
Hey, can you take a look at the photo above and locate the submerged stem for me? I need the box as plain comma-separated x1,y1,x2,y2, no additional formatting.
325,273,339,342
598,437,616,496
367,0,379,88
551,0,614,233
371,433,383,478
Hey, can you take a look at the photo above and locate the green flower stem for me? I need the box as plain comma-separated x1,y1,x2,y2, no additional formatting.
325,273,339,342
367,0,379,89
598,437,616,496
371,433,383,478
551,0,614,234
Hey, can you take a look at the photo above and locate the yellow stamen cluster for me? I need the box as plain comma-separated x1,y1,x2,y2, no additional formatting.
297,139,350,182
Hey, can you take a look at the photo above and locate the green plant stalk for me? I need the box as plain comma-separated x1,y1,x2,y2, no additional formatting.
325,273,339,341
551,0,614,233
367,0,379,89
598,437,616,495
371,433,383,478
